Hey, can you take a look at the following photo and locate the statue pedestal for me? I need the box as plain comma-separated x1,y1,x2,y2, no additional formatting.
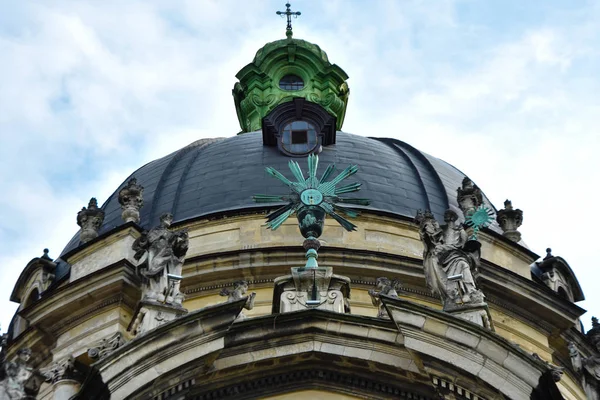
445,302,493,330
272,267,351,314
128,299,188,336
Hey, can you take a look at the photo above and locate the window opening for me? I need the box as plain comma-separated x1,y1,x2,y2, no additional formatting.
281,120,318,155
279,75,304,91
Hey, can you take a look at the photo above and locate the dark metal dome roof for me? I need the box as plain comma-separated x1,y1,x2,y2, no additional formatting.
61,132,498,255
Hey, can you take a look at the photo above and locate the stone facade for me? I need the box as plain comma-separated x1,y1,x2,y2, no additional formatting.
1,30,594,400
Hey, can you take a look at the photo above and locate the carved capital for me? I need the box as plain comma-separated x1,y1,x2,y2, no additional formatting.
118,178,144,224
87,332,126,361
40,356,83,384
76,198,105,243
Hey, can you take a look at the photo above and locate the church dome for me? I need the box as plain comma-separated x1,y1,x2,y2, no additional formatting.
61,131,499,255
5,11,591,397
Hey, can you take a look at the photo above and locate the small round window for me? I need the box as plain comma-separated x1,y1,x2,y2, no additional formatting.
279,75,304,91
281,120,318,155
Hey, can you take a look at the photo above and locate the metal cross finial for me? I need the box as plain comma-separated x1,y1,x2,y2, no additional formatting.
276,2,301,38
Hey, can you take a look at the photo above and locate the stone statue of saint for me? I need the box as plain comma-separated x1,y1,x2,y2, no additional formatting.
133,213,189,304
220,280,256,320
0,348,38,399
368,277,401,319
416,210,483,308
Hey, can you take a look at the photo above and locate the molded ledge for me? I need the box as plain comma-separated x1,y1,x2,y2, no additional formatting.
381,295,560,400
78,298,247,400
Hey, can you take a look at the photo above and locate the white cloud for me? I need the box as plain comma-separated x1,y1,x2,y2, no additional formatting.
1,0,599,334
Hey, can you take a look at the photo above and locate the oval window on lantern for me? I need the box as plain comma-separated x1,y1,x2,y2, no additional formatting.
280,120,319,155
279,75,304,91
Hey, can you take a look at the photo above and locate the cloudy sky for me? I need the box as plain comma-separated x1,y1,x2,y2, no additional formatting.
1,0,599,332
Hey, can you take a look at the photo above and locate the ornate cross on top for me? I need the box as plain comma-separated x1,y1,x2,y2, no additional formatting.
276,2,301,38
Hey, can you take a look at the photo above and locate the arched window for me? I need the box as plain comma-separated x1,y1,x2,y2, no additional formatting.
557,286,571,301
280,120,319,155
24,288,40,308
279,75,304,91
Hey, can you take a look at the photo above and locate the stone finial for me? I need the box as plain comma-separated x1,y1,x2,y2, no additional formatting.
496,199,523,242
118,178,144,224
40,248,52,261
368,277,401,319
220,280,256,320
587,317,600,351
544,248,553,260
456,177,483,218
76,198,105,244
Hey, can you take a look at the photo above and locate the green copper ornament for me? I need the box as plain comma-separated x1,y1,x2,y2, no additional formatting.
253,154,370,238
465,206,495,240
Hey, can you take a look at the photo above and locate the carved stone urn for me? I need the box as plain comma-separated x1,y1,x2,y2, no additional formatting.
297,205,325,239
496,199,523,242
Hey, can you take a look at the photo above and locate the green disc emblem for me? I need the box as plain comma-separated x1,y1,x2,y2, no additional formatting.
300,189,323,205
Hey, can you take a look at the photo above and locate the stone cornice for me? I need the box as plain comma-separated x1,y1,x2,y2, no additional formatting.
479,260,586,327
61,221,142,264
78,299,247,399
18,260,139,333
381,295,556,399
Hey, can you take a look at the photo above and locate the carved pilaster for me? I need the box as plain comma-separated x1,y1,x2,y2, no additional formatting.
118,178,144,224
456,177,483,218
220,281,256,320
368,277,401,319
76,198,105,243
496,199,523,242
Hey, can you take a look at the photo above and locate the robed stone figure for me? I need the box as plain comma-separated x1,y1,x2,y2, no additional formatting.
416,210,483,308
133,213,189,304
